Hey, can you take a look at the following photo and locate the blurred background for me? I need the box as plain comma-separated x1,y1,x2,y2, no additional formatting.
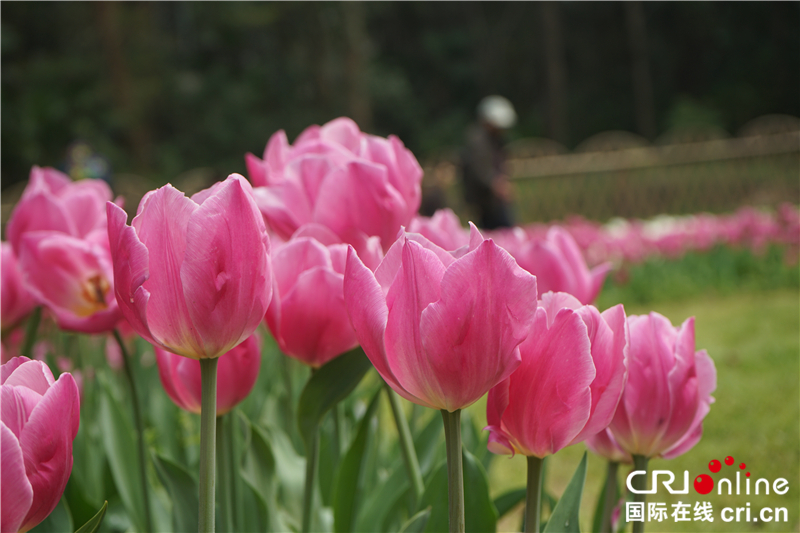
2,2,798,224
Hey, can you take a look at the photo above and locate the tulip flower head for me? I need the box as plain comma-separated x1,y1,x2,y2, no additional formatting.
266,224,382,368
6,166,117,254
107,174,272,359
343,225,538,412
1,243,36,332
586,427,632,464
17,230,121,334
511,226,611,305
608,312,716,459
1,357,80,533
246,117,423,252
486,292,628,458
155,334,261,416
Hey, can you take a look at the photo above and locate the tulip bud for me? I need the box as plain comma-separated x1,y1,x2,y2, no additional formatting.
107,174,273,359
155,334,261,416
1,357,80,533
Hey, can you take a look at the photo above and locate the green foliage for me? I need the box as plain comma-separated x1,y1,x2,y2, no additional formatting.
74,502,108,533
543,453,587,533
596,244,799,309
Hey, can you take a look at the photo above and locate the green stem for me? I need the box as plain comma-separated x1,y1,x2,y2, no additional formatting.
386,384,424,506
216,414,235,533
301,425,320,533
441,409,465,533
525,456,543,533
113,329,153,533
631,455,649,533
199,358,219,533
20,306,42,357
600,461,619,533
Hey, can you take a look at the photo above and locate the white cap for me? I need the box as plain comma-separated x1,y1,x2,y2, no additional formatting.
477,95,517,129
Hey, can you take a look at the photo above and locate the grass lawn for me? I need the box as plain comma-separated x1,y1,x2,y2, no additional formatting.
483,287,799,533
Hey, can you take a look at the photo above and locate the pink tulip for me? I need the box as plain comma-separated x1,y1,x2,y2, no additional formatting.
343,225,538,412
407,209,470,252
265,224,382,368
107,174,272,360
511,226,611,305
155,334,261,416
1,243,36,332
246,117,423,252
17,230,121,334
486,292,628,458
6,166,117,255
1,356,80,533
608,313,716,459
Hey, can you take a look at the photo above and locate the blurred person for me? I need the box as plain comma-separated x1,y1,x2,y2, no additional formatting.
459,95,517,229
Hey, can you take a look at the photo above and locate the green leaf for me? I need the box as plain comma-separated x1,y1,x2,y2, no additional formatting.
493,487,526,519
98,373,146,533
399,507,431,533
420,449,498,533
74,501,108,533
29,497,72,533
413,413,444,477
333,389,381,532
354,466,409,532
240,416,290,532
297,347,373,455
544,452,588,533
152,453,198,533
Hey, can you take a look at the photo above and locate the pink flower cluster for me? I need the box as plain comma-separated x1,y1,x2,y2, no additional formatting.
520,204,800,267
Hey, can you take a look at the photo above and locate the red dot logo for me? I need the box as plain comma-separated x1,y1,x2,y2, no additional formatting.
724,456,734,466
739,462,746,470
694,474,714,494
709,459,721,473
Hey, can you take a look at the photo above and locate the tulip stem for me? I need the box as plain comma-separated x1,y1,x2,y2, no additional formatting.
20,306,42,357
216,414,235,533
199,358,219,533
599,461,619,533
525,456,544,533
113,329,153,533
386,384,424,506
631,455,649,533
441,409,465,533
301,424,320,533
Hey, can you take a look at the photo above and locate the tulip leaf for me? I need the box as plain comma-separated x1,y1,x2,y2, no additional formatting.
297,347,373,455
354,466,409,532
98,374,146,533
333,389,381,532
399,507,431,533
420,449,498,533
152,453,198,533
493,487,527,519
73,501,108,533
543,452,587,533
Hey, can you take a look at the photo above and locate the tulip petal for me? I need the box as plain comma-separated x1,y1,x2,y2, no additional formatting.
1,356,30,384
320,117,362,153
272,237,332,297
215,335,260,415
1,422,33,533
503,308,594,457
277,267,358,367
263,130,290,178
18,372,79,532
107,202,155,344
419,240,536,411
343,247,428,407
246,152,268,188
155,347,201,414
1,385,43,439
7,193,75,253
132,185,204,357
315,160,407,250
384,240,448,407
570,304,628,444
181,176,271,358
2,359,55,394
